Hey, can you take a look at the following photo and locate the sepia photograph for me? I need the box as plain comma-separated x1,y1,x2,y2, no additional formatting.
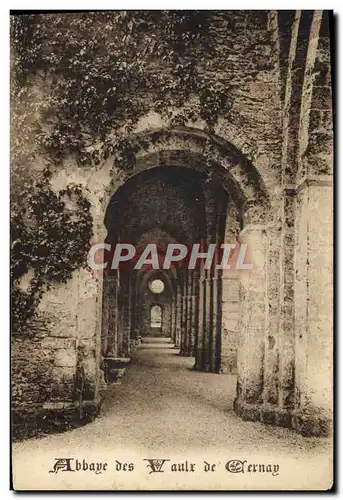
10,9,334,491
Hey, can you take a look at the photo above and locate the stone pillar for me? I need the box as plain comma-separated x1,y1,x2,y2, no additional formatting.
170,296,176,343
221,274,240,373
36,263,105,422
194,258,205,370
173,292,178,344
101,273,110,357
202,270,212,372
234,225,268,418
210,272,221,373
210,195,226,373
292,11,333,435
130,276,138,343
293,178,333,435
117,284,126,356
190,270,199,357
105,272,120,357
185,272,194,356
220,203,241,373
195,181,218,371
121,274,131,356
38,271,79,404
180,271,189,355
261,225,281,410
175,285,182,348
193,251,216,371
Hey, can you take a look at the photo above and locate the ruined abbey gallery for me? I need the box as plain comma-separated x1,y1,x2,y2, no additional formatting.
11,10,333,439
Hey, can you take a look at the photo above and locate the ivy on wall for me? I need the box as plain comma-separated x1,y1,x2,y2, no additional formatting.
11,178,93,334
10,11,233,333
11,12,232,167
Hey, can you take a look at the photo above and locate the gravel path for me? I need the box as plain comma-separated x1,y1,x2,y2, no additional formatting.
12,338,332,490
13,338,331,456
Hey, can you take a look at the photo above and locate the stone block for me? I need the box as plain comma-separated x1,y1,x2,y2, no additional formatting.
54,349,77,368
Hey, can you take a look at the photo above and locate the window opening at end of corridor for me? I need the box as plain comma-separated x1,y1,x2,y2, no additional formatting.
150,305,162,328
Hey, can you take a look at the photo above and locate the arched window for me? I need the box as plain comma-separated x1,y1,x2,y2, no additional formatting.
150,305,162,328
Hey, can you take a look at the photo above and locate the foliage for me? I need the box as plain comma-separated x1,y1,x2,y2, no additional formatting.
11,179,93,333
10,12,233,333
11,12,233,168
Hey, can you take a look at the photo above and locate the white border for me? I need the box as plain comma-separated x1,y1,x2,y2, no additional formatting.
1,5,340,499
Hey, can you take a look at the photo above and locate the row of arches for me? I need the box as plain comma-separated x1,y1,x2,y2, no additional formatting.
99,131,268,377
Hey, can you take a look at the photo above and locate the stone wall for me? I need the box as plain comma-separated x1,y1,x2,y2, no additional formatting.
11,10,333,438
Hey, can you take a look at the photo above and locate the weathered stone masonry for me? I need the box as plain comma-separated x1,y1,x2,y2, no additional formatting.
12,10,333,437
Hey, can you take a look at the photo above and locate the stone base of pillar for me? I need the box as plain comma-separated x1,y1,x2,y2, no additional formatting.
12,398,102,440
103,357,131,383
179,350,193,357
192,362,212,372
235,397,292,428
192,361,202,371
129,338,141,352
292,408,332,437
234,397,332,437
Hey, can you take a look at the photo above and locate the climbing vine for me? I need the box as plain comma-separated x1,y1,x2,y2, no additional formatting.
10,11,233,333
11,12,233,168
11,178,93,334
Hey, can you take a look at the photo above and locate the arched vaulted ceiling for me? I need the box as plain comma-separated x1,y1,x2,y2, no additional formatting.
104,166,206,245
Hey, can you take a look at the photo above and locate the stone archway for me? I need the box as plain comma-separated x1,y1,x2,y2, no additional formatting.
97,127,276,423
44,125,280,431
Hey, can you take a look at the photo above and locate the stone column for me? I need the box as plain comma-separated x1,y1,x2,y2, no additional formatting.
292,11,333,435
175,285,182,348
75,220,109,406
293,177,333,435
220,203,240,374
101,272,110,357
190,270,199,357
197,181,218,371
263,218,283,408
180,271,189,355
185,272,194,356
221,274,240,373
234,225,268,418
117,287,125,356
170,296,176,343
121,273,131,356
210,272,221,373
105,272,120,357
129,276,138,344
194,258,205,370
202,269,212,372
173,292,178,345
210,196,226,373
